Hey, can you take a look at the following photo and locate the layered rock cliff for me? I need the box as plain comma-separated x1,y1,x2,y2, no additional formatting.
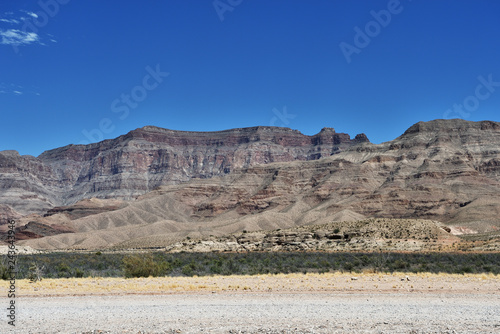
0,126,368,216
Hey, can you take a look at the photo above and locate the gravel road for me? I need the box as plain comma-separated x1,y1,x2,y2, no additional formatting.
2,292,500,333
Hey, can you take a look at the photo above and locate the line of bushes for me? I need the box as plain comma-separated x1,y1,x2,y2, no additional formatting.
2,251,500,279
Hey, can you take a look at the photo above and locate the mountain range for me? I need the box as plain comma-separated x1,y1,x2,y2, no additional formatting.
1,119,499,250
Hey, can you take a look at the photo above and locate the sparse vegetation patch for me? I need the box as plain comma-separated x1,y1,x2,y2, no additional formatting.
5,251,500,279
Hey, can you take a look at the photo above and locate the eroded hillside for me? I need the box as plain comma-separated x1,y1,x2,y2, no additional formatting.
6,119,499,250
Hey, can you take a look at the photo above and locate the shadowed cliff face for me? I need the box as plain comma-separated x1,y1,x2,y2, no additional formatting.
0,125,368,216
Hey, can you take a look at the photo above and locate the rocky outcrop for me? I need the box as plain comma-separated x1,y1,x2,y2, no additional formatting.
161,219,458,253
12,221,73,240
43,198,124,220
0,126,368,217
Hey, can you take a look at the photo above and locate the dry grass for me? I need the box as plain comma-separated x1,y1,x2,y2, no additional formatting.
4,272,499,297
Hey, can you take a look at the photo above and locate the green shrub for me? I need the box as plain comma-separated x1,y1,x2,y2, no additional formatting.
393,259,408,270
74,268,85,278
343,262,354,271
122,253,170,278
181,263,195,276
58,262,70,273
459,265,473,274
0,260,10,280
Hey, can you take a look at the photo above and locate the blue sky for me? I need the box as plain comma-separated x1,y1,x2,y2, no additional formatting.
1,0,500,156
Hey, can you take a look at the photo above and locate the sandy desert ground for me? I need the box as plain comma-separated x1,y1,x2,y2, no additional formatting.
1,273,499,333
0,273,500,333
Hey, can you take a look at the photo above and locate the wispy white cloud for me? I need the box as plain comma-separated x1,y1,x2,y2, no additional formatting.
0,18,20,24
19,10,38,20
0,88,40,96
0,10,54,48
0,88,24,95
0,29,39,46
47,33,57,44
27,12,38,19
0,83,40,96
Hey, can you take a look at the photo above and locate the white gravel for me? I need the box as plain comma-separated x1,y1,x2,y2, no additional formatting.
2,292,500,333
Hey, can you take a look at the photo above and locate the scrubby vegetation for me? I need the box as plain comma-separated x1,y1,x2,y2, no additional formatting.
4,251,500,279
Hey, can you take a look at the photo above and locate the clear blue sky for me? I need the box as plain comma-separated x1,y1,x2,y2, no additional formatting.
1,0,500,156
